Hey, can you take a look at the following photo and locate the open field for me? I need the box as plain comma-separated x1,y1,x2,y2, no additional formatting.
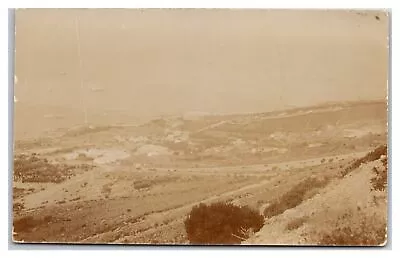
12,100,388,244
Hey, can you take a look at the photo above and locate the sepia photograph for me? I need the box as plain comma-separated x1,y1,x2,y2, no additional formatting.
12,8,389,246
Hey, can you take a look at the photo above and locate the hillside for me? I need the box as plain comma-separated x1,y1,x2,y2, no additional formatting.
245,147,387,245
12,100,388,244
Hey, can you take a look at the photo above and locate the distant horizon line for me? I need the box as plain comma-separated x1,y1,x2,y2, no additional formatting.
14,97,387,120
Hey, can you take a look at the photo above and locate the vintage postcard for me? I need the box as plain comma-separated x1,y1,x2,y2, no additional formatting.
13,9,389,245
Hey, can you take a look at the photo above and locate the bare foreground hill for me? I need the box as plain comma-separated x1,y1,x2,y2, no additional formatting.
12,100,388,245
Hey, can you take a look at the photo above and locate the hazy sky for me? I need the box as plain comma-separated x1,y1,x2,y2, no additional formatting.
15,9,388,117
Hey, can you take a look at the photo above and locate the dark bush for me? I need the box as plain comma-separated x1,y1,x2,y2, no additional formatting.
133,176,179,190
13,154,79,183
371,156,388,191
285,216,308,231
13,216,37,233
264,177,329,218
341,145,387,177
13,202,25,214
184,202,264,244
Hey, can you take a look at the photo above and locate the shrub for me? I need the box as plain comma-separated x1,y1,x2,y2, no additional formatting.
371,156,388,191
13,202,25,214
341,145,387,177
318,210,386,246
77,153,94,161
285,216,308,231
184,202,264,244
133,180,152,190
13,214,53,233
133,176,179,190
13,187,27,199
13,154,83,183
102,184,112,195
13,215,36,233
264,177,329,218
